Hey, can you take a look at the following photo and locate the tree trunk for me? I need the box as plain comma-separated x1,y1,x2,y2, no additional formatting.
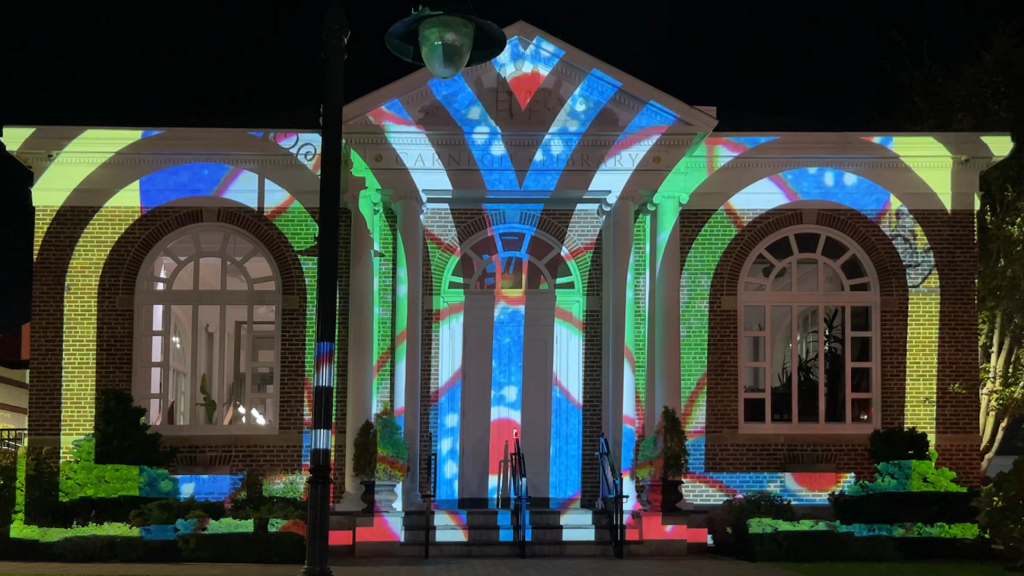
980,417,1010,475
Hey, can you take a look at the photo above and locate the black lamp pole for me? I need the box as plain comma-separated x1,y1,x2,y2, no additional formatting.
301,0,346,574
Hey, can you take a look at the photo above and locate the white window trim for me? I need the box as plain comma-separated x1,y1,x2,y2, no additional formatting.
737,225,882,434
133,223,282,436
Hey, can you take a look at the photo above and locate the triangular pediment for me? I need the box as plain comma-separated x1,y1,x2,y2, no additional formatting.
343,21,717,138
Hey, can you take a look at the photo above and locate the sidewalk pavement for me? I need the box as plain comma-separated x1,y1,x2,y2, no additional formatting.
0,557,799,576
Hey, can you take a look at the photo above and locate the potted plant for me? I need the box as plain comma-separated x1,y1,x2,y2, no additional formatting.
352,419,377,512
371,403,408,512
634,406,689,512
632,430,655,511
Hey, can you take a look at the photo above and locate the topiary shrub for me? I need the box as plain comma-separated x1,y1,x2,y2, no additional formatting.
353,419,376,481
94,388,177,467
868,427,930,464
373,404,408,483
976,456,1024,569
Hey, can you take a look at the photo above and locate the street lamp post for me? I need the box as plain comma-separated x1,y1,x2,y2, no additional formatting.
302,4,505,574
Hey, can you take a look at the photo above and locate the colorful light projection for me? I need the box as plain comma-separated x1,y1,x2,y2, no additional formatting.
657,136,940,505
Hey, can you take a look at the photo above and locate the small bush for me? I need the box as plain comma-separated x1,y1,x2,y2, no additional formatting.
749,532,900,562
847,450,967,495
976,456,1024,568
723,491,796,551
353,420,376,480
94,389,177,467
129,498,227,527
868,427,930,464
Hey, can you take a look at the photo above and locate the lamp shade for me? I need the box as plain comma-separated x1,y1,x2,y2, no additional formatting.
386,9,506,79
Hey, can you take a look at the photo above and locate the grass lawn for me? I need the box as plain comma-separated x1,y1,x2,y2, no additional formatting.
773,562,1009,576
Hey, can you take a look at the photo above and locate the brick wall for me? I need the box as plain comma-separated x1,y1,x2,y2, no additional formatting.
30,202,356,496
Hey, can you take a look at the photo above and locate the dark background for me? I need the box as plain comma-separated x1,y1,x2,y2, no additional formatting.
0,0,1021,332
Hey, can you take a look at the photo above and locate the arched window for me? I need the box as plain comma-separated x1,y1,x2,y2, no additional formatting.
738,227,880,431
134,225,280,433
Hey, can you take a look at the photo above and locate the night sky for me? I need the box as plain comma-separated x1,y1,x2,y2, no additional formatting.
0,0,1021,331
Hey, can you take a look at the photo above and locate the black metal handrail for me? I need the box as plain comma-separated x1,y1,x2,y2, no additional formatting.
597,433,626,558
510,431,529,559
422,451,437,559
0,428,27,453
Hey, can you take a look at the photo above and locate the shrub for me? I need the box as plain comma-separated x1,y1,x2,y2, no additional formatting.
0,449,16,529
748,532,900,562
723,491,796,549
830,490,977,524
353,419,376,480
629,407,689,482
176,532,305,564
976,456,1024,568
868,427,930,464
263,472,307,500
94,388,177,467
139,466,179,499
846,450,967,495
205,518,254,534
59,436,139,501
129,498,227,527
374,404,408,482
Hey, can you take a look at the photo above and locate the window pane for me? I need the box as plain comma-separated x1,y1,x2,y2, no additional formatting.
765,237,793,261
841,255,867,280
747,254,774,279
197,306,221,425
150,254,178,288
824,306,846,423
851,306,872,332
770,306,793,424
226,233,255,261
198,257,223,290
821,236,848,261
253,366,275,395
150,367,163,395
743,336,765,363
172,262,195,290
245,255,273,281
797,306,819,423
169,305,193,426
151,336,163,363
849,281,871,292
771,263,792,291
743,398,766,423
226,262,248,290
823,264,844,292
744,282,766,292
794,232,820,254
851,367,871,393
743,306,765,332
248,398,274,427
851,337,871,362
167,234,198,260
253,279,277,291
197,231,224,254
148,399,163,426
226,305,248,424
851,399,872,423
744,367,765,393
796,259,818,291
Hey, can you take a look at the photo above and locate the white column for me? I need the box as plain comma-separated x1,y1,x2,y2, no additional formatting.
601,191,643,478
385,189,425,510
646,191,683,434
339,188,381,510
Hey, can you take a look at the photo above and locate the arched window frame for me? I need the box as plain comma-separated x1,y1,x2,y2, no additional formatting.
132,223,282,435
737,225,881,433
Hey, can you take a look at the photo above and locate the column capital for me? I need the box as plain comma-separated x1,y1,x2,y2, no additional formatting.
598,189,655,219
382,189,425,215
650,189,688,209
342,187,383,215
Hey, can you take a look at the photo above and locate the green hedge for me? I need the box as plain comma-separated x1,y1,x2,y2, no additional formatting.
749,532,993,562
0,532,304,563
830,490,978,524
747,518,981,539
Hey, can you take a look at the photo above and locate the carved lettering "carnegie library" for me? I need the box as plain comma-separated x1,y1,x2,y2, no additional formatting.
365,150,649,170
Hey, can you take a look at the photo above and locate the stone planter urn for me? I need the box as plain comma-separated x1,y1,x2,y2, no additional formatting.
636,481,652,511
374,481,399,512
359,480,376,513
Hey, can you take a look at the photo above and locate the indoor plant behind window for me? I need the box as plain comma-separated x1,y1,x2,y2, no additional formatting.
371,403,408,512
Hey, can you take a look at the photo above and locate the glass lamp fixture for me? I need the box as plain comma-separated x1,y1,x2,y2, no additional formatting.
386,8,506,80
